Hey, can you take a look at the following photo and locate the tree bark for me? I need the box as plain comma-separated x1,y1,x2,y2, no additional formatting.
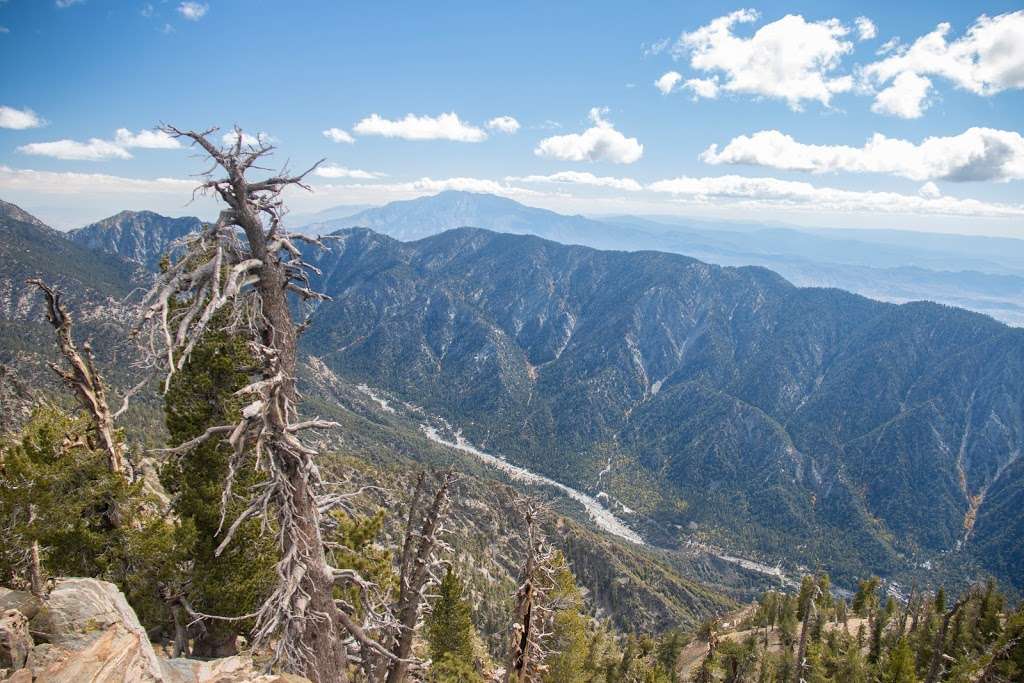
170,601,189,658
27,505,43,598
384,474,452,683
924,598,965,683
28,279,125,475
246,209,349,683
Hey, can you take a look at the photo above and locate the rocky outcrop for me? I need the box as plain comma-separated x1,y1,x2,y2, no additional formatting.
160,655,309,683
0,579,310,683
26,577,164,681
0,609,32,671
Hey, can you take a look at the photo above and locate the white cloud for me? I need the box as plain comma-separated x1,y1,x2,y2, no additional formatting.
919,181,941,198
855,17,877,41
0,106,45,130
0,165,208,229
317,176,543,200
177,1,207,20
0,165,193,195
655,71,682,94
0,26,9,34
114,128,181,149
17,138,132,161
405,177,536,195
55,0,84,7
353,112,487,142
322,128,355,144
648,173,1024,218
534,108,643,164
862,11,1024,117
701,127,1024,182
486,116,521,134
673,9,854,109
16,126,185,161
313,164,386,180
222,130,271,147
507,171,642,192
682,77,720,99
870,71,932,118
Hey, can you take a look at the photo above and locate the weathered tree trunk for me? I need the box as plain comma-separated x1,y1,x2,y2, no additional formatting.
383,474,452,683
794,591,818,683
924,598,965,683
28,505,43,598
138,126,362,683
170,600,189,658
244,203,349,683
504,501,554,683
28,279,125,475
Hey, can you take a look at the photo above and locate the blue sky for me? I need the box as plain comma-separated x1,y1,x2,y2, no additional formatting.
1,1,1022,235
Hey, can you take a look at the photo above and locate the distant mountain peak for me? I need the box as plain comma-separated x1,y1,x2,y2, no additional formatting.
68,210,203,271
307,190,652,249
0,199,52,232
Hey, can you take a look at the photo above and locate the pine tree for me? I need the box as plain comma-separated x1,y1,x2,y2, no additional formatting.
543,552,589,683
853,577,880,618
656,629,689,682
426,566,475,667
975,579,1003,646
0,404,180,633
0,406,136,583
798,575,816,620
162,320,277,655
882,637,918,683
430,652,482,683
835,637,869,683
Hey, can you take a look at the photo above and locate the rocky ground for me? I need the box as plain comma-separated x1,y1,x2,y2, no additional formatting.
0,579,308,683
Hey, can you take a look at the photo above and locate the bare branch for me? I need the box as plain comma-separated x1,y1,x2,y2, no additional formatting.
28,278,126,475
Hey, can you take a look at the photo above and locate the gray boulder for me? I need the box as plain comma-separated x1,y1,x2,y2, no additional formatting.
0,609,32,670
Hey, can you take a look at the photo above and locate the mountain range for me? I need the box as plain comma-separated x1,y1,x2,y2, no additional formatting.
2,194,1022,596
312,191,1024,326
299,225,1024,590
68,210,203,271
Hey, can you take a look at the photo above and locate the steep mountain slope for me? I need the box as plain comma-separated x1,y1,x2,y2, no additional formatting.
0,201,157,435
301,227,1024,590
300,364,744,633
67,210,203,271
314,192,1024,324
0,200,743,632
0,203,135,311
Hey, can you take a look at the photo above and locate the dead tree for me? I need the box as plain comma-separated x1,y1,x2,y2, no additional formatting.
924,595,968,683
505,498,558,683
377,472,454,683
28,279,126,474
794,582,821,683
27,505,43,598
137,125,387,683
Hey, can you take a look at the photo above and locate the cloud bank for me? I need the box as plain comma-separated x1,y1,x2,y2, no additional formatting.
701,127,1024,182
353,112,487,142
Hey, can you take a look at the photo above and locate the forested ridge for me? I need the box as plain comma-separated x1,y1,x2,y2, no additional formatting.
0,129,1021,682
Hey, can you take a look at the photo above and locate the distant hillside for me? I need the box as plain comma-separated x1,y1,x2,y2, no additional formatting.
0,202,136,316
0,200,159,436
302,226,1024,591
68,210,203,271
307,192,1024,325
306,190,657,249
0,199,745,630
